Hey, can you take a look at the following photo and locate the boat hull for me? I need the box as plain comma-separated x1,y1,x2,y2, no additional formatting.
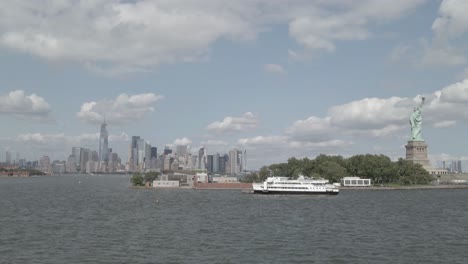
253,190,339,195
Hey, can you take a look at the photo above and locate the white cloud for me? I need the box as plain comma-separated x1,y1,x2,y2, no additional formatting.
173,137,192,146
420,42,466,66
206,112,257,133
16,132,130,145
457,68,468,80
241,78,468,166
329,97,410,130
109,132,130,142
418,0,468,66
433,120,456,128
0,90,51,118
289,15,369,53
288,0,423,57
263,64,286,74
0,1,425,71
432,0,468,39
437,79,468,103
200,140,228,146
289,139,352,149
286,116,332,141
292,79,468,138
77,93,163,124
238,136,289,146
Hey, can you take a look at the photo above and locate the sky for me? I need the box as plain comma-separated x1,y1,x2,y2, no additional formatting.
1,0,468,170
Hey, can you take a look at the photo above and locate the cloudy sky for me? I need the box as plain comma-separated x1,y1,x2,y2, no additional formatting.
1,0,468,169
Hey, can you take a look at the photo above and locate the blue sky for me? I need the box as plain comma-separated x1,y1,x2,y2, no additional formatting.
1,0,468,169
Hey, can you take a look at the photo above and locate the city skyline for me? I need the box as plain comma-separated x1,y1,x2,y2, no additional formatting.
2,119,251,175
1,1,468,169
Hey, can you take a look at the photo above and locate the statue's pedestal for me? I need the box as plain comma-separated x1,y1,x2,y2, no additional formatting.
405,141,431,168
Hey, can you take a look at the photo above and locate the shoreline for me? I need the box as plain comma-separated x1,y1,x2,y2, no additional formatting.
340,185,468,190
128,184,468,191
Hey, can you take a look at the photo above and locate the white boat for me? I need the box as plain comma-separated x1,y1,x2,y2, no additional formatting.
252,176,339,195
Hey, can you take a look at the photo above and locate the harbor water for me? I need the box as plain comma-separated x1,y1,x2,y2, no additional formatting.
1,174,467,263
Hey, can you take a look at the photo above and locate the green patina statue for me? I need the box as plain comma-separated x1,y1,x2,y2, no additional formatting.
409,97,425,141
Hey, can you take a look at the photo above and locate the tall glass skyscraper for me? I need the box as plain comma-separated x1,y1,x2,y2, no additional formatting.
99,121,109,162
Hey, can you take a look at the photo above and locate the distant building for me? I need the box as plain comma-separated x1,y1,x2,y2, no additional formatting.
86,161,99,173
67,155,77,173
207,155,213,173
72,147,82,168
52,161,65,174
341,177,371,187
39,155,51,174
163,146,172,155
18,159,26,168
213,153,220,173
212,176,239,183
128,136,139,171
99,121,109,163
198,146,207,170
109,152,120,172
151,147,157,159
80,148,90,172
176,145,187,157
5,151,11,165
228,149,243,174
220,154,228,174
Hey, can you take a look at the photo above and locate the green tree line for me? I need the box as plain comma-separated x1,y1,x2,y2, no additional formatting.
243,154,433,185
130,171,161,186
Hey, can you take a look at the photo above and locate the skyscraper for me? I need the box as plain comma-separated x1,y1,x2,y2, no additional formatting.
213,153,220,173
99,121,109,163
129,136,140,171
198,146,207,170
228,149,244,174
79,148,91,172
207,155,213,173
151,147,158,159
5,151,11,165
72,147,81,167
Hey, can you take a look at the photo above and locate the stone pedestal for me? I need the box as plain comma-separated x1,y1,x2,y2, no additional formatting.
405,141,431,168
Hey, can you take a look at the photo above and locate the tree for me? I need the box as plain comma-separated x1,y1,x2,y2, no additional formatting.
258,166,272,181
130,173,144,186
315,161,347,183
243,172,259,183
144,171,160,184
395,158,433,185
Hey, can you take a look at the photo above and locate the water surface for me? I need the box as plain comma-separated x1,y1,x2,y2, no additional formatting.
1,175,467,263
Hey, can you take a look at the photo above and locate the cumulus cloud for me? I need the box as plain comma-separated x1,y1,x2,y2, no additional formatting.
200,140,228,146
289,139,352,149
419,0,468,66
286,116,332,142
0,1,425,72
77,93,163,124
263,64,286,74
239,78,468,166
288,0,423,57
206,112,257,133
432,0,468,39
238,135,351,150
16,132,130,145
238,136,289,146
173,137,192,146
0,90,51,118
329,97,410,129
289,15,369,53
287,79,468,140
433,120,456,128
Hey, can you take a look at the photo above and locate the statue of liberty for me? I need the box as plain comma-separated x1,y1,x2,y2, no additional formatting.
409,97,425,141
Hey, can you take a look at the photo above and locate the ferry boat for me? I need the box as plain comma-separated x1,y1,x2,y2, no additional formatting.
252,176,339,195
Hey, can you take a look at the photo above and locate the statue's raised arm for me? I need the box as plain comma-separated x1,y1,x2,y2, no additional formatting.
409,97,425,141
